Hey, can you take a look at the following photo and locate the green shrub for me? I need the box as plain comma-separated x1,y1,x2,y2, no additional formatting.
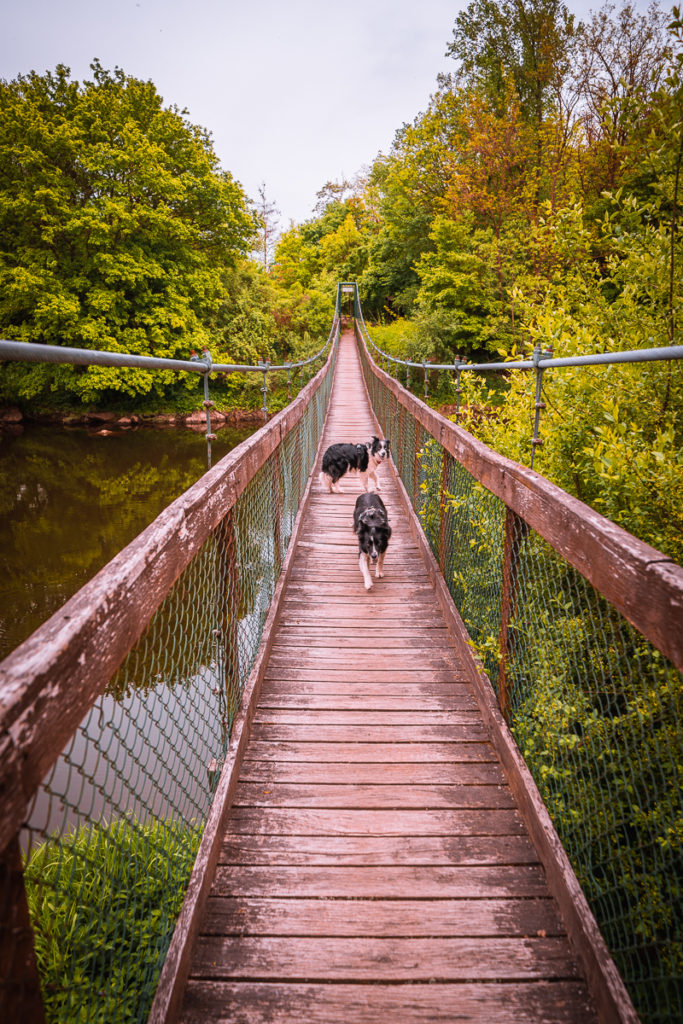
24,815,201,1023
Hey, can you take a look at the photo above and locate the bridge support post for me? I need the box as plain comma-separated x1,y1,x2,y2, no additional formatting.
438,450,451,577
498,507,529,720
271,450,283,579
454,361,463,422
530,346,553,469
215,509,242,737
0,838,46,1023
258,360,270,421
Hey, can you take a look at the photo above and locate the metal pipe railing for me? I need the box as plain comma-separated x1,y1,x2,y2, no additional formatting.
0,318,341,1023
0,321,338,467
351,287,683,463
353,305,683,1024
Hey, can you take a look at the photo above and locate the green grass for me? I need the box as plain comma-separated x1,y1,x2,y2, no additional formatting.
24,815,201,1024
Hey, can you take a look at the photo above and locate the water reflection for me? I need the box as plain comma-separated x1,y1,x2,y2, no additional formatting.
0,421,257,661
26,665,223,848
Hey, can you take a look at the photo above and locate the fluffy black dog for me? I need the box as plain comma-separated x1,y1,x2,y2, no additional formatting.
353,492,392,590
319,436,390,493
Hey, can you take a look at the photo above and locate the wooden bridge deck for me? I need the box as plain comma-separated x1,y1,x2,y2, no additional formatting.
177,331,599,1023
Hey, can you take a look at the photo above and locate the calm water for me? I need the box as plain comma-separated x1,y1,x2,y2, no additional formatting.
0,420,258,662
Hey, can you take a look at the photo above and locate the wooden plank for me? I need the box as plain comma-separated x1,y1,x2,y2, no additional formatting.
282,588,437,600
256,689,478,709
211,864,548,898
272,624,456,638
180,980,598,1024
228,807,526,836
191,935,582,980
360,330,683,671
262,667,465,682
249,723,488,743
201,895,560,935
265,654,464,671
233,782,515,810
237,762,505,785
218,834,538,866
257,684,477,703
252,709,479,725
267,636,459,651
242,741,497,763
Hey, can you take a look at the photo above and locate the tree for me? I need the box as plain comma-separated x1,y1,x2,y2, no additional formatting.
446,0,577,127
572,1,671,194
254,182,280,271
313,178,354,215
415,214,502,358
0,62,256,405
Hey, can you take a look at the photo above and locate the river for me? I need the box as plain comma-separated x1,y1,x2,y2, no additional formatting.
0,419,259,663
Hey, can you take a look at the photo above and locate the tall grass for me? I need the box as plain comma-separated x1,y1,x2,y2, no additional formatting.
24,815,201,1023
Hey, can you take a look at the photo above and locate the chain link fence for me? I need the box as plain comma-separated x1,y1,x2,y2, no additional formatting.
0,323,338,1022
356,315,682,1024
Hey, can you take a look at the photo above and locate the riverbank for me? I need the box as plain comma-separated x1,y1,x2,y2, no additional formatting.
0,404,266,432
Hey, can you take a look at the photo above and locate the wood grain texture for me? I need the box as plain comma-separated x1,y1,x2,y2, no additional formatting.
201,895,562,936
176,329,605,1024
192,935,582,980
180,981,598,1024
218,834,537,866
147,343,338,1024
0,353,333,837
356,325,683,672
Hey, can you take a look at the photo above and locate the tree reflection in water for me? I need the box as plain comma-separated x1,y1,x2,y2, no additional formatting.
0,421,256,662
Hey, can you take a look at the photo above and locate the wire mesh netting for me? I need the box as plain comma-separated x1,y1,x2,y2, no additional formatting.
358,319,682,1024
8,337,336,1023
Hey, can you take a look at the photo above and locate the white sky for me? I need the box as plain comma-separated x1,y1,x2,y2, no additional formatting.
1,0,652,227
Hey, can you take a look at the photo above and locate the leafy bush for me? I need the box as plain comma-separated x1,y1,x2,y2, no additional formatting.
24,815,201,1023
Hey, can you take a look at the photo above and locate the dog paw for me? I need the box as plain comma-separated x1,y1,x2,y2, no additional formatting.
364,581,373,590
376,570,384,579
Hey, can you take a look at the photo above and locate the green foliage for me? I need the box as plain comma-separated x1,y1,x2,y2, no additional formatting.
0,62,256,405
505,550,683,1022
24,815,201,1023
415,214,509,358
446,0,577,123
410,426,683,1024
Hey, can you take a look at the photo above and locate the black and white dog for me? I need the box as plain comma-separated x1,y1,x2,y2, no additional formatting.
319,436,390,493
353,493,392,590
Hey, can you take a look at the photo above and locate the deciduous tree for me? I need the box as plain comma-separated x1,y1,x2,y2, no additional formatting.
0,61,256,404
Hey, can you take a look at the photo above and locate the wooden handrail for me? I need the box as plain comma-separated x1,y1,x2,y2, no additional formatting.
357,324,683,672
0,337,337,854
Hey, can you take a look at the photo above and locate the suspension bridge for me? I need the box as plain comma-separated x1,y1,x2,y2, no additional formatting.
0,288,681,1024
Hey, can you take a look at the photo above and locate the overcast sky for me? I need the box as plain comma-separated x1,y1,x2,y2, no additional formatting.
1,0,648,227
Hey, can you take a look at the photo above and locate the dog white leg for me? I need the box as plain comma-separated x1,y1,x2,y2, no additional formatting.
359,553,373,590
376,551,385,579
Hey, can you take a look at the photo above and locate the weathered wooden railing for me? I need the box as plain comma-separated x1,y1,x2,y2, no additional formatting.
355,312,683,1024
2,287,681,1023
0,319,339,1022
